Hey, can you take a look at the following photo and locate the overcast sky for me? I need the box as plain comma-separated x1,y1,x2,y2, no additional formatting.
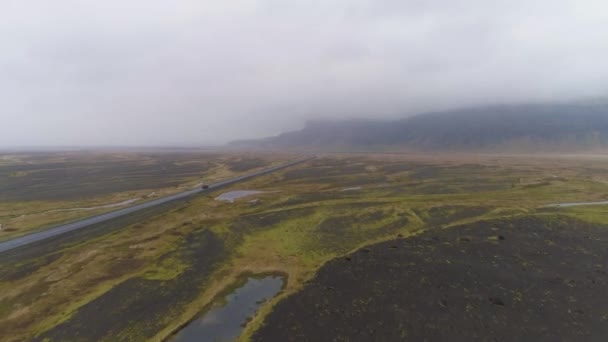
2,0,608,146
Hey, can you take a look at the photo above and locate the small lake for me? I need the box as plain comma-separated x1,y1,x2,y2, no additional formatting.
171,275,285,342
545,200,608,208
215,190,265,203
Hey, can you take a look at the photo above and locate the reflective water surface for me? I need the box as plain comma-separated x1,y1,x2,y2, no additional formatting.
215,190,265,203
171,276,285,342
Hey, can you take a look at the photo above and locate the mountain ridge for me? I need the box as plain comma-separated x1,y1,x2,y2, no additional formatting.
230,103,608,152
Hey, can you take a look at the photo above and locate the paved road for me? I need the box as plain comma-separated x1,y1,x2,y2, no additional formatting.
0,157,312,254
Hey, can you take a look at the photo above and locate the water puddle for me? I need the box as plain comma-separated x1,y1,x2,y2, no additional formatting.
544,200,608,208
340,186,362,191
215,190,266,203
171,275,285,342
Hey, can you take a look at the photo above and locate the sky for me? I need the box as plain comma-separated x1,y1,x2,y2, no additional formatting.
2,0,608,147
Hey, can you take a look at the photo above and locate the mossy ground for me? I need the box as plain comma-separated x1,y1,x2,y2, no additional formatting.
2,153,608,341
253,214,608,342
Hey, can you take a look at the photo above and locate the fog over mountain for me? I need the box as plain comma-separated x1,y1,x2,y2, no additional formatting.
230,102,608,151
2,1,608,147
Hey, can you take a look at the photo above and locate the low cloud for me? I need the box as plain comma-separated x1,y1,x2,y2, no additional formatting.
2,0,608,146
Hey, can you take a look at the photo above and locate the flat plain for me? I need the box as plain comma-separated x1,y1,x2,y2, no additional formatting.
2,152,608,341
0,151,288,241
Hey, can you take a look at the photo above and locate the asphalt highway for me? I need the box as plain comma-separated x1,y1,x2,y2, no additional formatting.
0,156,312,254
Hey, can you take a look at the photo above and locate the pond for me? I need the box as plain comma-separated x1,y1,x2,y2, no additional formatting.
171,275,285,342
215,190,266,203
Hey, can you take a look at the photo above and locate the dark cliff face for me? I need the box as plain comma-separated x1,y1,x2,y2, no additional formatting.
230,103,608,151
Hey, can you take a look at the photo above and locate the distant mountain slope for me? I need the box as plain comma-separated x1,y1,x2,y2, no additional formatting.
231,103,608,151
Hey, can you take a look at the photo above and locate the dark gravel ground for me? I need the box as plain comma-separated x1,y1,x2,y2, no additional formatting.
33,229,227,342
254,215,608,342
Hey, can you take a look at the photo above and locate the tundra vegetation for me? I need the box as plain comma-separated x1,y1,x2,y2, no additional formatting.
0,152,287,241
1,152,608,341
